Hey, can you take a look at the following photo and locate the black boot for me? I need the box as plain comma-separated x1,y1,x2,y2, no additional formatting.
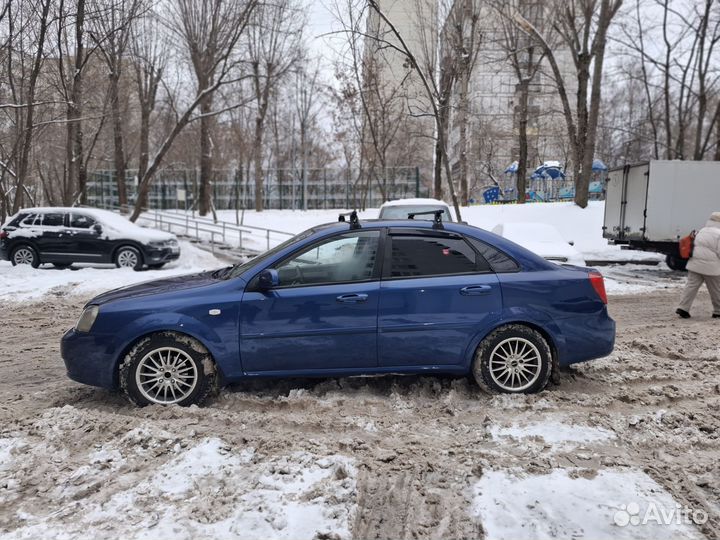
713,314,720,319
676,308,691,319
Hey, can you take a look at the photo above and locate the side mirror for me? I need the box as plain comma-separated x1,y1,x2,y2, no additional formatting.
92,223,103,234
258,268,279,290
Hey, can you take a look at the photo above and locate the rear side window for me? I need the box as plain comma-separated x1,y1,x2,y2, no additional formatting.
467,237,520,273
70,213,96,228
41,213,65,227
387,235,487,278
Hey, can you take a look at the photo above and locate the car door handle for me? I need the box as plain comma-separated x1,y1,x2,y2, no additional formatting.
336,293,368,303
460,285,493,296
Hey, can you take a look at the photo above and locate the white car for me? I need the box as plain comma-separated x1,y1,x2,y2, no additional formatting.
492,222,586,267
378,198,453,222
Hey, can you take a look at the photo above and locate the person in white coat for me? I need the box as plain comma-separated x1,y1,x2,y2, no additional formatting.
676,212,720,318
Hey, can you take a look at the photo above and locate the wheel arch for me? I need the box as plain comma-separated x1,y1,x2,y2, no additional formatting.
111,325,227,388
465,318,562,371
111,241,146,265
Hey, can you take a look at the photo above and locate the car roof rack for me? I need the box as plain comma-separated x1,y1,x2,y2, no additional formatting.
407,209,445,229
338,210,361,229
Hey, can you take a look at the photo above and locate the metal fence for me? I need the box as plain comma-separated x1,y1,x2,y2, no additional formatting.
86,167,429,211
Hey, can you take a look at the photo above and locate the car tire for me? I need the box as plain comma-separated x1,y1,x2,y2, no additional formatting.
666,254,688,271
11,245,40,268
53,263,72,269
114,245,143,271
119,332,218,407
472,324,552,394
147,263,166,270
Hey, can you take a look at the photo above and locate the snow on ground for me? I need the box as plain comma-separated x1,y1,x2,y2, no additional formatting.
488,420,616,450
1,406,357,540
0,240,223,302
472,468,704,540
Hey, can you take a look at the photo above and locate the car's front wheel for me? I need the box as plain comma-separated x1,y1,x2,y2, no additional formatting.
11,245,40,268
115,245,143,270
119,332,217,406
472,325,552,394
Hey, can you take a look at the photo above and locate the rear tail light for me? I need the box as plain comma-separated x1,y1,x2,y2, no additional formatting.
589,271,608,304
0,230,7,239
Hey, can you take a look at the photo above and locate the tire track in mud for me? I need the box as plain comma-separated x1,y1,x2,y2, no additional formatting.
0,290,719,538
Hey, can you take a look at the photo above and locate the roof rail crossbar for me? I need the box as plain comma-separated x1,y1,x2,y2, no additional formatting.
407,209,445,229
338,210,361,229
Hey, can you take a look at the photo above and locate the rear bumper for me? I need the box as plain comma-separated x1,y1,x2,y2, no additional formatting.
0,242,9,261
61,328,119,389
555,310,616,366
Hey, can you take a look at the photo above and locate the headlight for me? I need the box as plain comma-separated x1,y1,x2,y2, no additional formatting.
76,305,99,333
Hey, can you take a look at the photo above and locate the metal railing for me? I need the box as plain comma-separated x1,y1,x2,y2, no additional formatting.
85,202,294,255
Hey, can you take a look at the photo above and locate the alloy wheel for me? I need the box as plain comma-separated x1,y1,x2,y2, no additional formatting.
488,337,542,392
117,249,138,268
135,347,198,404
13,248,34,265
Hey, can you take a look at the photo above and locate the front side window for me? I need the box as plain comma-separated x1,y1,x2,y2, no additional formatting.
387,235,486,278
42,213,65,227
275,230,380,287
70,213,96,229
19,214,40,227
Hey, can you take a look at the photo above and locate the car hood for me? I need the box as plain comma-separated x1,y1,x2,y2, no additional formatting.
89,270,222,306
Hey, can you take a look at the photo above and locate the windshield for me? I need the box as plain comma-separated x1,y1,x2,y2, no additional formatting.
379,205,452,222
225,227,316,279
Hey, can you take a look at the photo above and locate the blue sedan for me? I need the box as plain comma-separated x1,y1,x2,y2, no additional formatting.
61,213,615,406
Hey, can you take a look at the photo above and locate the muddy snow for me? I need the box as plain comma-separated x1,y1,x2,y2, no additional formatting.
1,288,719,539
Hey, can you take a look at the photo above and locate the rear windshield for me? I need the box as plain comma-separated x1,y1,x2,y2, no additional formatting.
379,205,453,222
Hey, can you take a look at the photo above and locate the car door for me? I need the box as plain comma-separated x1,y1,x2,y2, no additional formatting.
239,229,382,373
378,229,502,367
67,212,107,262
34,212,72,261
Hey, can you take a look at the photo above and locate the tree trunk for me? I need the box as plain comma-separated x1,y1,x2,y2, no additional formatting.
136,107,151,209
458,70,469,206
66,0,85,205
433,139,443,199
110,72,127,207
253,113,265,211
516,80,530,204
198,94,213,215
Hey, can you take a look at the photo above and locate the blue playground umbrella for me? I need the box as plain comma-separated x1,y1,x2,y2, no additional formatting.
532,163,565,180
504,161,518,174
592,159,608,172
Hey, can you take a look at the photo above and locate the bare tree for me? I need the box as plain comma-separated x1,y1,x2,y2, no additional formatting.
443,0,483,205
129,5,166,210
367,0,463,220
294,59,323,210
515,0,623,208
129,0,257,221
247,0,304,211
493,0,548,203
88,0,143,207
1,0,53,216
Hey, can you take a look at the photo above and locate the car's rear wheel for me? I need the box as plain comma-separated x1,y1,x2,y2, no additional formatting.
115,245,143,270
473,325,552,394
119,332,217,406
11,245,40,268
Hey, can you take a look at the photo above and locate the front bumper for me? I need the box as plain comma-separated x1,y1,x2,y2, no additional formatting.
144,246,181,265
61,328,119,389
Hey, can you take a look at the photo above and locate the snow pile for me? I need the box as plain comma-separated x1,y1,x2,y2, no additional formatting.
0,240,222,302
1,407,357,540
472,468,704,540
